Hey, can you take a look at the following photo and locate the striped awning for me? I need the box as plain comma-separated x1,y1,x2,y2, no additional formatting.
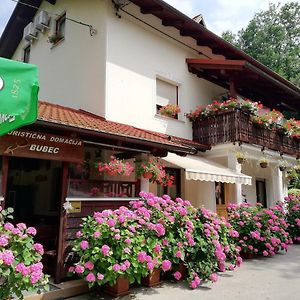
162,153,252,185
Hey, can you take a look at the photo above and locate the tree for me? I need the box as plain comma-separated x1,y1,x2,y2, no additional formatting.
222,2,300,87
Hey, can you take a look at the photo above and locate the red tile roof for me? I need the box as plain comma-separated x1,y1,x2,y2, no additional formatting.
37,101,208,152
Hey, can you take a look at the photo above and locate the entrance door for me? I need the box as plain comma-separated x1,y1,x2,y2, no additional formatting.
215,182,228,218
6,157,62,276
256,179,267,207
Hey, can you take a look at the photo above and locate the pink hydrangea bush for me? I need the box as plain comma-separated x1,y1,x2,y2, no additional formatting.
285,196,300,242
227,202,291,257
134,193,241,287
71,192,242,289
69,205,163,288
0,207,48,299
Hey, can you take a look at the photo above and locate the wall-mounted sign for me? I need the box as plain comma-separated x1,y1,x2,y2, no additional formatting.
0,129,84,163
69,201,81,213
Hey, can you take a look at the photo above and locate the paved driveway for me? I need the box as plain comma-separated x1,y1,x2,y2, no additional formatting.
68,245,300,300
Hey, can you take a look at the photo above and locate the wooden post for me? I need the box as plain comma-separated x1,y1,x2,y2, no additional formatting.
229,78,237,98
55,161,69,284
1,156,9,208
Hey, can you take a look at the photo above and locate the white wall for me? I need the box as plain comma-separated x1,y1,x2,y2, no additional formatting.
13,0,108,117
204,144,291,207
105,3,225,140
12,0,226,140
185,180,216,211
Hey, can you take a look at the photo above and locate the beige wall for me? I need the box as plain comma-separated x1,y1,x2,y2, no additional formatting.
185,180,216,211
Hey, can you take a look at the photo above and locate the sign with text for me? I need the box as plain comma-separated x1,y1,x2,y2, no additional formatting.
0,129,84,163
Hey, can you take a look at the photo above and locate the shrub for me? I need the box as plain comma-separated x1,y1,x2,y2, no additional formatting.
0,207,48,299
70,192,242,289
285,196,300,242
227,202,291,257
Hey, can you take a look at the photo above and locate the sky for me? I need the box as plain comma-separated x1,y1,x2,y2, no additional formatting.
0,0,298,37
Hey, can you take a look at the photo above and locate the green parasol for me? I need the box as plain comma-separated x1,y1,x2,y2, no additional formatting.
0,57,39,136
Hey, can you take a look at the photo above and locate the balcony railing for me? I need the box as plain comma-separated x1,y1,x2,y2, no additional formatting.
192,109,300,157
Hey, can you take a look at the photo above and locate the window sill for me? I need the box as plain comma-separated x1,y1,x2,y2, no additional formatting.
50,38,65,49
155,114,185,123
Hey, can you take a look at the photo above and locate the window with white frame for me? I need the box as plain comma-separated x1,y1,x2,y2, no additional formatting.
156,78,179,119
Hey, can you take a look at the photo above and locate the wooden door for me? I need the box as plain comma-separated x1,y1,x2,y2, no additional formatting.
215,182,228,218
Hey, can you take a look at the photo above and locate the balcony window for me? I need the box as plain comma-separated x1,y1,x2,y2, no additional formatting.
156,78,179,119
67,147,138,199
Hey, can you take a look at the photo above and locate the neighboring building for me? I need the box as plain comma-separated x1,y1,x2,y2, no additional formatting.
0,0,300,282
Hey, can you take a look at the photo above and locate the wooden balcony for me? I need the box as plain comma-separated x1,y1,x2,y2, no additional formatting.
192,109,300,157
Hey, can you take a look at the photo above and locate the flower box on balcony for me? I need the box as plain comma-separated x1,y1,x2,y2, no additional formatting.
191,109,300,157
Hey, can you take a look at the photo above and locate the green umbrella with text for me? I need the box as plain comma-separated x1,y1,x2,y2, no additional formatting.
0,57,39,136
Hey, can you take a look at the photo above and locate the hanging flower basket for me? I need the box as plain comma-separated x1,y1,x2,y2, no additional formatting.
104,277,130,297
294,165,300,174
98,156,134,177
258,157,269,169
143,172,153,179
260,162,268,168
279,166,286,172
141,269,161,287
136,160,174,186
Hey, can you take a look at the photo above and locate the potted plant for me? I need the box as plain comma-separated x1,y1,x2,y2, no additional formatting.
98,156,134,177
0,207,48,300
294,165,300,174
47,33,63,44
136,160,174,186
159,104,181,118
227,202,291,258
278,159,289,172
235,151,247,164
258,157,269,168
141,269,161,287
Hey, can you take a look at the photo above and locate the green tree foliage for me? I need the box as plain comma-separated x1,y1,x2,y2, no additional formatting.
221,2,300,87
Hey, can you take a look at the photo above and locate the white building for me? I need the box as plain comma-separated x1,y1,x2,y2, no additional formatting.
1,0,300,281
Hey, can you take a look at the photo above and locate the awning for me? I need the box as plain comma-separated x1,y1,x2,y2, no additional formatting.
162,153,252,185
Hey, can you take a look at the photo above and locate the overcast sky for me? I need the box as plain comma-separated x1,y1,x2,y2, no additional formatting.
0,0,298,38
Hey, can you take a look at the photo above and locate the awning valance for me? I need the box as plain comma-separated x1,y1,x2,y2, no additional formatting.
162,153,252,185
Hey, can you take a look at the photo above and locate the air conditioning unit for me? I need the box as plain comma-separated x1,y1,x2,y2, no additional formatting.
23,22,38,41
35,11,51,31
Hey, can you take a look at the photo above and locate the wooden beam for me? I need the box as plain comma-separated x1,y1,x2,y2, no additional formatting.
55,161,69,284
162,19,184,27
180,29,200,37
140,5,164,14
229,78,237,98
1,156,9,208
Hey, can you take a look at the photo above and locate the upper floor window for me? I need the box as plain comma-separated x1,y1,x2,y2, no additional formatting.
56,13,66,39
48,13,66,45
23,45,31,63
156,78,179,119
